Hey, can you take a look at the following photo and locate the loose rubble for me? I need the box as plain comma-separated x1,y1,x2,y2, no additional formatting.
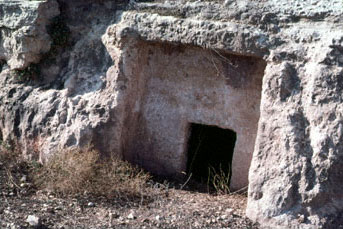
0,164,259,229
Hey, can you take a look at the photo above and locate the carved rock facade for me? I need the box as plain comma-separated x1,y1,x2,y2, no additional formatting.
0,0,342,228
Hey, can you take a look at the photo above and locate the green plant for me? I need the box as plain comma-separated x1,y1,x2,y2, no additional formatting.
11,64,40,82
207,164,231,194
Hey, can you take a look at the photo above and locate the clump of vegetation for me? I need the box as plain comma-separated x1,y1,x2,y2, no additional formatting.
47,16,70,48
207,165,231,194
0,140,36,196
33,147,151,200
1,141,152,201
11,64,40,82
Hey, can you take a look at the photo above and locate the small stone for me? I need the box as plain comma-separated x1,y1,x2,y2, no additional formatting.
4,210,11,214
26,215,41,227
54,206,62,211
20,175,27,183
298,214,305,223
10,222,17,229
155,215,160,221
220,214,227,220
127,212,135,219
87,202,95,207
109,212,113,226
225,208,234,214
20,183,28,188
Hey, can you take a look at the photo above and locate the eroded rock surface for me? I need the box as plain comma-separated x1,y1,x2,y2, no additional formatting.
0,0,343,228
0,0,59,69
0,0,127,161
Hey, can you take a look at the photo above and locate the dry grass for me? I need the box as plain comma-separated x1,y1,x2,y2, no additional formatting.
1,142,152,201
0,141,33,195
33,147,151,201
207,165,231,195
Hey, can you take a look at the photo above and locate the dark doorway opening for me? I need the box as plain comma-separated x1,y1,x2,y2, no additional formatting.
186,123,237,190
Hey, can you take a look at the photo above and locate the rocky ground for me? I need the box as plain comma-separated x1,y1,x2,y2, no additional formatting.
0,159,259,229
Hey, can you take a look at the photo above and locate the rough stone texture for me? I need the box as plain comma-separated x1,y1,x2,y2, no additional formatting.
1,0,343,228
109,41,266,190
0,0,59,69
0,0,127,161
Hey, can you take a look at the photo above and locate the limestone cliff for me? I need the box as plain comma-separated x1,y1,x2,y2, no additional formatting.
0,0,342,228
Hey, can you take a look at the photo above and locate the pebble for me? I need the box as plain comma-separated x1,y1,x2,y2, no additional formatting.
4,210,11,214
87,202,95,207
127,212,135,219
9,222,17,229
225,208,234,214
20,175,27,183
26,215,41,227
20,183,28,188
54,206,62,211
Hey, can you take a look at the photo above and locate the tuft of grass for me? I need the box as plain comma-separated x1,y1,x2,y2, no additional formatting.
1,144,153,202
33,147,151,201
207,165,231,195
0,140,35,195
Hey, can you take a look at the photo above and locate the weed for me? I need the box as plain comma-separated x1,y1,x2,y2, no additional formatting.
0,141,34,196
207,164,231,194
33,147,151,201
11,64,40,82
1,143,153,202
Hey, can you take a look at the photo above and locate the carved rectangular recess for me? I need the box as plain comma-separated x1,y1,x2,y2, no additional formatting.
122,42,266,190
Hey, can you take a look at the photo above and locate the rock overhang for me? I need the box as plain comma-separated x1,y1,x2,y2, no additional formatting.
111,11,271,58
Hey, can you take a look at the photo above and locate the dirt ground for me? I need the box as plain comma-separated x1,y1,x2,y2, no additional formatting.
0,160,260,229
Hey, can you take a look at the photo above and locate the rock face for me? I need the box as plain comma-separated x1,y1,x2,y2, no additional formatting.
0,0,127,161
108,41,265,190
1,0,343,228
0,0,59,69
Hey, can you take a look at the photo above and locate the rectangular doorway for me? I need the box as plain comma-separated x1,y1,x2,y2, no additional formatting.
186,123,237,191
